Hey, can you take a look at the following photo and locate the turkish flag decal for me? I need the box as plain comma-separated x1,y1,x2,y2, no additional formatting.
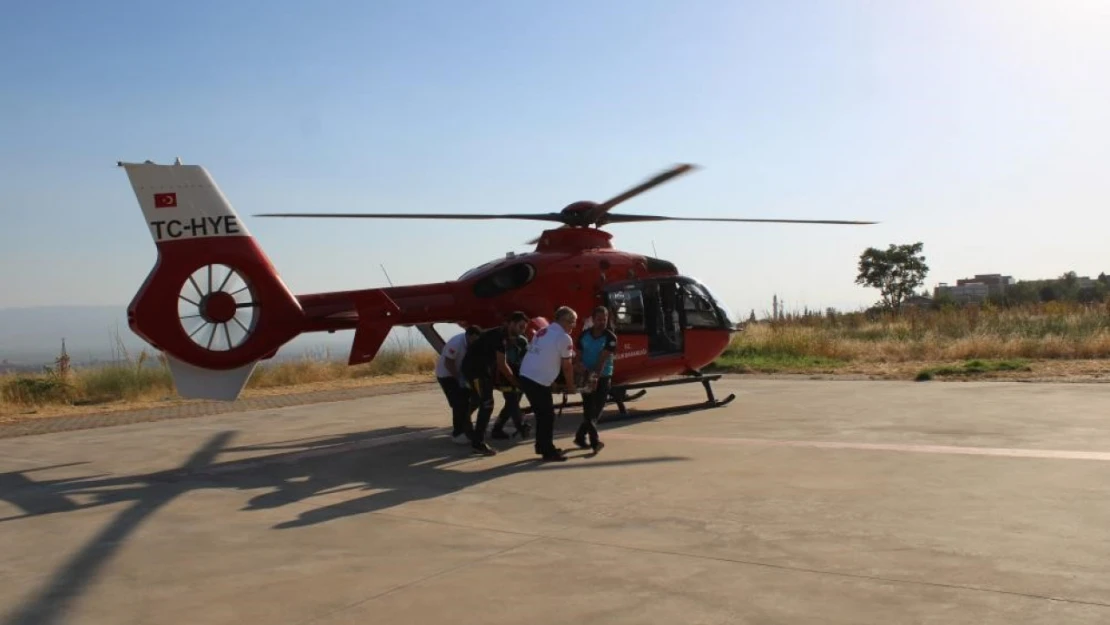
154,192,177,208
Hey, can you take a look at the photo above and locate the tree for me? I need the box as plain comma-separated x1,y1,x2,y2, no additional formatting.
855,242,929,311
1078,283,1106,304
1004,281,1040,306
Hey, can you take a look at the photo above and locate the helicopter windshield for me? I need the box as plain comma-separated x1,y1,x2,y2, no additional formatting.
683,278,736,328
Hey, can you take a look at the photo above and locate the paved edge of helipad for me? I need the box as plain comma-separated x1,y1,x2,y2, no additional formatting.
4,371,1106,440
0,381,434,439
0,375,905,439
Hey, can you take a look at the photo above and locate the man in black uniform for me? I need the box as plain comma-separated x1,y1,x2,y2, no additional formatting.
460,311,530,455
490,330,532,440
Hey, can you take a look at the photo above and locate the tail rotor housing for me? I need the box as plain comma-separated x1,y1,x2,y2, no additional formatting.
120,160,305,400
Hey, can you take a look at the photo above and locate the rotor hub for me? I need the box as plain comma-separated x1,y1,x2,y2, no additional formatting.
560,201,600,227
201,291,238,324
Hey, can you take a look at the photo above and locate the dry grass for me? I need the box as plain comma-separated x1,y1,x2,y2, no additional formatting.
717,301,1110,378
0,347,437,417
5,301,1110,418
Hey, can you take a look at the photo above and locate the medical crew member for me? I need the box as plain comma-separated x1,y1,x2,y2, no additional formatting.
491,331,532,440
435,326,481,444
519,306,578,462
460,311,529,456
574,306,617,452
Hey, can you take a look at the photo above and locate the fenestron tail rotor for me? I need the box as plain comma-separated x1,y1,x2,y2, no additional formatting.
177,264,259,352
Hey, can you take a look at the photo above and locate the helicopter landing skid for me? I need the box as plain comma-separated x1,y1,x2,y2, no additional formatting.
518,374,735,421
606,374,736,420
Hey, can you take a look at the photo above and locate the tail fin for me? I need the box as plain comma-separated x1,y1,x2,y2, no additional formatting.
119,159,305,401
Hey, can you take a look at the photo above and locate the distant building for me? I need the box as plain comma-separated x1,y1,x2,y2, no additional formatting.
956,274,1014,296
934,273,1014,304
935,282,990,303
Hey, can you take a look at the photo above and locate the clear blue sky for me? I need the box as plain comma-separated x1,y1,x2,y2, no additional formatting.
3,0,1109,318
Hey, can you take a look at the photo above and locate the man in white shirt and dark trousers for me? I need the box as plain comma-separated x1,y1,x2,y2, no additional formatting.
519,306,579,462
435,326,481,444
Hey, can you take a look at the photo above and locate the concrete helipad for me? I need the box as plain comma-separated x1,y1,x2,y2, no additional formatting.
2,376,1110,624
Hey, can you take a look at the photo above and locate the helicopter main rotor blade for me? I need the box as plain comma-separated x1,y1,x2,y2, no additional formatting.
602,213,878,225
587,163,698,224
521,214,876,246
254,212,569,223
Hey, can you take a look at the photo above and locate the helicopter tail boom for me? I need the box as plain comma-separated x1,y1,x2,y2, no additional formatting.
119,160,306,400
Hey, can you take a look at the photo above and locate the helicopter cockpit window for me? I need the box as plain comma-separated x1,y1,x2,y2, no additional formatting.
608,288,646,332
680,282,722,329
472,263,536,298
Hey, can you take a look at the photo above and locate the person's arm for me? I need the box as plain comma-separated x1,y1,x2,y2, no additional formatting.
594,331,618,374
496,351,517,387
573,333,586,374
560,356,576,392
494,334,517,386
444,339,460,377
558,334,576,391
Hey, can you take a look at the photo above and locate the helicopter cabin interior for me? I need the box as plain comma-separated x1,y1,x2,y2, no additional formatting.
603,277,733,358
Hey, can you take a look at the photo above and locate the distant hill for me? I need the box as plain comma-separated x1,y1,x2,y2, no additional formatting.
0,305,439,369
0,306,137,366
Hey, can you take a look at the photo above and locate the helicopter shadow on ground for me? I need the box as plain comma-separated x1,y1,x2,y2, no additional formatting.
230,410,688,529
226,396,714,529
0,415,688,625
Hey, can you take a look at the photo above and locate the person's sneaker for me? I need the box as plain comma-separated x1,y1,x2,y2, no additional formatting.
490,429,510,440
471,441,497,456
590,440,605,454
572,437,590,450
540,449,568,462
452,433,471,445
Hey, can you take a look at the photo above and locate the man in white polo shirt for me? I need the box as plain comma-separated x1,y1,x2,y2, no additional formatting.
435,325,481,444
519,306,578,462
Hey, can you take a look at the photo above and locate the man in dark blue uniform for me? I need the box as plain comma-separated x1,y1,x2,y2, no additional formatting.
490,331,532,440
573,306,618,452
460,311,529,456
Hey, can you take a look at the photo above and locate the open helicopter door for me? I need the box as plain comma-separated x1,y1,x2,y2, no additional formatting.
642,280,685,357
605,279,685,359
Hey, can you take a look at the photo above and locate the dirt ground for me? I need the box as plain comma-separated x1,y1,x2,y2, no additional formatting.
0,373,432,424
824,358,1110,382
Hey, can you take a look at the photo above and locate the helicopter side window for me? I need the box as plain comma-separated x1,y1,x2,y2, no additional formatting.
472,263,536,298
681,282,723,329
608,288,646,333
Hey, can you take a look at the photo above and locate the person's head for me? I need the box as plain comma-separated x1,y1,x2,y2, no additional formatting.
505,311,529,337
590,305,609,332
553,305,578,332
465,325,482,344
